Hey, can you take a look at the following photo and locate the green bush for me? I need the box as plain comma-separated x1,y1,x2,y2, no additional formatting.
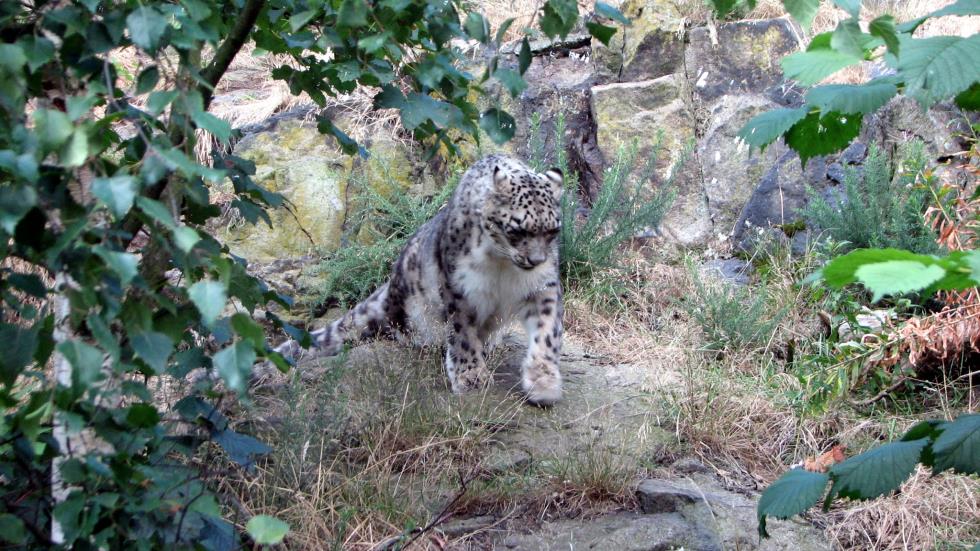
529,112,687,294
802,142,941,254
682,263,787,352
314,179,456,308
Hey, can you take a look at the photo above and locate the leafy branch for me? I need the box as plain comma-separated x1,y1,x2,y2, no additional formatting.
758,414,980,537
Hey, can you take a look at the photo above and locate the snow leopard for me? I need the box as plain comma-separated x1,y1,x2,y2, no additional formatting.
273,154,565,405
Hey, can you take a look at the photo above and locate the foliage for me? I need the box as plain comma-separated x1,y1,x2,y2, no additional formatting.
530,113,685,293
812,247,980,301
802,141,942,255
758,413,980,537
0,0,602,546
314,179,456,308
732,0,980,164
682,263,788,352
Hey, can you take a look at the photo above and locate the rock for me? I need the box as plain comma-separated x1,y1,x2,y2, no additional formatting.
826,162,845,184
840,141,867,165
872,97,972,157
686,18,803,106
590,75,703,244
699,95,786,240
482,447,532,474
496,512,720,551
671,456,712,474
636,479,708,513
731,148,828,254
221,117,351,262
592,0,686,82
701,258,752,286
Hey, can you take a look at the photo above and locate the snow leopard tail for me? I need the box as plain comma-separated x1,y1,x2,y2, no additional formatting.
273,282,392,362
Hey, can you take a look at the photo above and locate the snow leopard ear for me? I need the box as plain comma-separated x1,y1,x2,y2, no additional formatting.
493,165,511,195
544,168,563,198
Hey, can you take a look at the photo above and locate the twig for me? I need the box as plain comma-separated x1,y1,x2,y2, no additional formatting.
375,469,478,551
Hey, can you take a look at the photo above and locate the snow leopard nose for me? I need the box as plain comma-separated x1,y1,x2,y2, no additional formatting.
527,252,547,267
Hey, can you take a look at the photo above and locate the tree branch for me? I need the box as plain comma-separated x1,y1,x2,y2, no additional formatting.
118,0,267,248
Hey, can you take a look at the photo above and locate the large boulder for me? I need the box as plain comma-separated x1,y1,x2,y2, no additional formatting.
591,75,704,244
699,94,786,239
592,0,687,82
221,117,351,262
685,18,803,106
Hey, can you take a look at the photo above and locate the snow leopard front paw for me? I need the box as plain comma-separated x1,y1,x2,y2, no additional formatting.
521,358,562,406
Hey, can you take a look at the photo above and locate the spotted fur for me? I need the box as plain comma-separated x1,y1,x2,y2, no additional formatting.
273,154,565,405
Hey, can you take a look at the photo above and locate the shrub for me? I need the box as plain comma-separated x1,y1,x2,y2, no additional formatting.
314,178,456,308
529,112,688,293
802,142,941,255
682,263,787,353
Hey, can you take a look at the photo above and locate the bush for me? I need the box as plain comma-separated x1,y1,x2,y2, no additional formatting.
802,142,941,255
529,112,688,293
682,263,787,353
314,178,456,308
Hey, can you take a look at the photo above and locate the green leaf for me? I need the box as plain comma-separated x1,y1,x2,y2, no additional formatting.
0,44,26,72
783,0,821,30
189,280,227,325
465,12,490,44
288,9,318,33
831,19,867,60
213,428,271,467
18,35,55,73
757,468,829,538
34,108,74,150
126,6,169,53
540,0,578,38
494,68,528,98
400,93,462,130
337,0,368,29
932,414,980,476
0,514,27,544
0,183,38,233
827,439,929,503
898,0,980,33
92,175,139,218
231,313,265,348
854,260,946,301
495,17,515,45
246,515,290,545
586,22,617,46
0,322,39,386
58,340,105,390
61,129,89,168
479,108,516,145
93,246,139,286
125,403,160,428
192,110,232,144
869,15,899,56
831,0,860,17
781,49,861,86
819,248,938,287
805,79,899,115
898,34,980,108
147,90,178,115
136,65,160,95
518,37,532,75
174,226,201,253
357,34,388,54
130,331,174,373
954,81,980,111
596,2,630,25
136,196,177,229
213,340,255,394
737,107,808,150
785,110,863,167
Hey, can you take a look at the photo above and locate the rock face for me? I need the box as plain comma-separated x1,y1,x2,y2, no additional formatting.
223,118,350,262
592,0,686,82
686,18,803,106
